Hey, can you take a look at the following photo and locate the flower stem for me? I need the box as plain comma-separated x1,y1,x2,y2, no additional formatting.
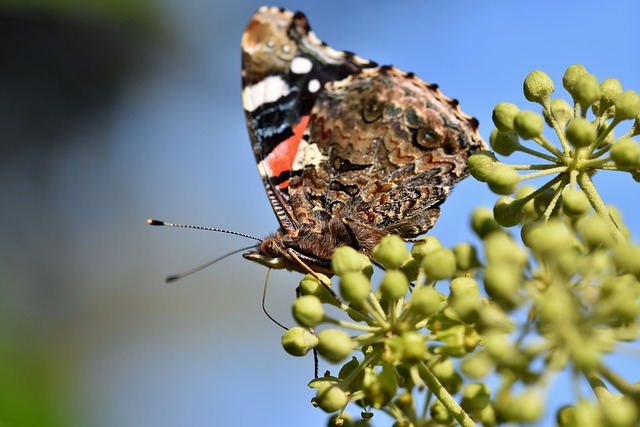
576,172,626,243
517,144,562,163
417,362,477,427
583,369,615,404
519,166,568,181
532,134,565,158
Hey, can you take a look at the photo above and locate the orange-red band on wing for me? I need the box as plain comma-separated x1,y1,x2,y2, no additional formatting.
265,115,310,189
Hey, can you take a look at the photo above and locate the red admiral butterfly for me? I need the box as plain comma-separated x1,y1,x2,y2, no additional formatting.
241,7,487,276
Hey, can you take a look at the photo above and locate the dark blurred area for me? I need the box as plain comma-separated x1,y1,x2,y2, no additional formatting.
0,2,162,425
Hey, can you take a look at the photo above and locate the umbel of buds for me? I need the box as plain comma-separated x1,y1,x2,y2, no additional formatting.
470,65,639,244
277,65,639,427
283,219,640,426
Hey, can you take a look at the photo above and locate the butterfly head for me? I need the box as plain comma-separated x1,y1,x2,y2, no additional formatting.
242,229,334,276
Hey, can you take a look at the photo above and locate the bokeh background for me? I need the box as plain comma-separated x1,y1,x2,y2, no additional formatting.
2,0,639,426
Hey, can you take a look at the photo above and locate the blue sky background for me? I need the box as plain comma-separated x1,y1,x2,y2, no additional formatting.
2,1,639,426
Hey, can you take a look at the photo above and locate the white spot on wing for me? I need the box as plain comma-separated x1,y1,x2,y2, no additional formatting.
290,56,313,74
292,138,327,171
242,75,290,112
307,79,321,93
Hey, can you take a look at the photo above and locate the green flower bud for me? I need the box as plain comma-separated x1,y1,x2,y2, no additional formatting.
569,339,600,370
600,275,640,323
485,232,528,266
599,78,623,111
422,248,456,282
489,129,520,156
434,324,477,357
379,270,409,301
461,383,491,412
317,329,354,363
448,277,481,320
372,235,409,269
565,118,596,148
485,333,516,363
614,90,640,121
602,397,639,427
523,70,554,105
537,285,576,325
514,110,544,139
339,271,371,303
561,187,591,217
612,243,640,279
611,138,640,168
429,357,455,380
522,219,572,255
282,327,319,356
577,215,615,249
493,196,524,227
468,150,499,182
460,352,493,378
562,64,588,93
556,247,581,279
545,98,574,129
505,391,544,423
363,364,397,408
571,400,602,427
411,235,442,262
572,74,601,109
408,286,443,318
453,243,480,271
487,164,520,195
292,295,325,328
314,383,348,413
430,400,454,425
395,393,413,411
556,405,574,427
397,331,426,363
515,184,538,220
449,277,480,300
471,207,502,239
484,263,521,301
476,301,515,333
400,257,420,282
298,274,339,306
492,102,520,132
476,405,498,427
332,246,371,276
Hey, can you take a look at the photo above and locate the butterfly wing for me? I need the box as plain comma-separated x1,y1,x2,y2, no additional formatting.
286,66,487,238
241,7,377,233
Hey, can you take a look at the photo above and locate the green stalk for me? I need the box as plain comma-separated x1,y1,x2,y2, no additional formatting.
576,172,626,243
417,362,477,427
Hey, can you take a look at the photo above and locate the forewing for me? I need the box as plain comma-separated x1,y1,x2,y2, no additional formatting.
241,7,376,232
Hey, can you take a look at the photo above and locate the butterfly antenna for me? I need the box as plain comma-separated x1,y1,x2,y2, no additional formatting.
165,245,258,283
147,219,263,242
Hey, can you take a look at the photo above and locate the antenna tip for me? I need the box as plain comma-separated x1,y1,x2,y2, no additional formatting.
147,219,164,226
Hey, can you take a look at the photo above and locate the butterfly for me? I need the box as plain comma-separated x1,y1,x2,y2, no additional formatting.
241,7,487,276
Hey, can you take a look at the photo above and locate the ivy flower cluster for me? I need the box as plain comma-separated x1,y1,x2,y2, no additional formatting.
469,64,640,242
277,66,640,427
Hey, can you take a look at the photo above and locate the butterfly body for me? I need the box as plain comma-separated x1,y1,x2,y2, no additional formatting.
241,7,487,275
